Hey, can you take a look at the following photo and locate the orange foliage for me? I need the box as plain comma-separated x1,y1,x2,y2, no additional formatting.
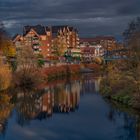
84,63,101,71
67,64,81,74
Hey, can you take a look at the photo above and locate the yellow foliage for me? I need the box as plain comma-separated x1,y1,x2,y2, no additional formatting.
7,45,16,57
94,57,103,64
0,65,12,90
2,40,16,57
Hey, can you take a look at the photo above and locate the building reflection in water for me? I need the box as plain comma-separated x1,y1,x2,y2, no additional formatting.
80,74,101,94
24,80,81,120
15,74,99,123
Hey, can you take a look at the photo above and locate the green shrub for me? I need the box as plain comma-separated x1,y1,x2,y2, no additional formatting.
38,59,45,67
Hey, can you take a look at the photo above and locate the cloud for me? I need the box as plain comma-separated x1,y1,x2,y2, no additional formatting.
2,20,18,28
0,0,140,38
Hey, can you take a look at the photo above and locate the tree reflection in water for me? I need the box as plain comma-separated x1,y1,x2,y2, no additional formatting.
137,120,140,140
0,93,13,136
107,101,140,140
14,90,44,126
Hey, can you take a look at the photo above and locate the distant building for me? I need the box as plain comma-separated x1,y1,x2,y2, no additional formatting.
80,36,116,50
80,36,116,58
81,46,95,62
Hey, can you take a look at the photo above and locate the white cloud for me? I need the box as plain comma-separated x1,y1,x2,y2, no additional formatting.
2,20,18,28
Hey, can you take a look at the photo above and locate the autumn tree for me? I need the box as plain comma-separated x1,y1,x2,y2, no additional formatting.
51,38,60,58
51,36,67,60
14,45,44,90
99,17,140,110
0,23,16,58
16,46,37,69
123,17,140,69
122,17,140,104
0,23,12,90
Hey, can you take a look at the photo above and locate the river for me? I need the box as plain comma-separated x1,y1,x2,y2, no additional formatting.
0,74,139,140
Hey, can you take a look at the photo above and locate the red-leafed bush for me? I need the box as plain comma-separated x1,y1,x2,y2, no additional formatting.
43,64,81,81
85,63,101,71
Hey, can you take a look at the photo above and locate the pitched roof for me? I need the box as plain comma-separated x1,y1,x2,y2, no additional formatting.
23,25,48,36
22,25,77,37
12,34,19,41
51,25,69,33
12,34,23,42
51,25,77,37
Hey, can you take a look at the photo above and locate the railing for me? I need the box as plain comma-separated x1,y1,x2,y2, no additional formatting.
102,49,128,61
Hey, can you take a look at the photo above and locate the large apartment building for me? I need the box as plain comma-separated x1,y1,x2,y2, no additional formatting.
13,25,52,58
51,26,79,57
13,25,80,59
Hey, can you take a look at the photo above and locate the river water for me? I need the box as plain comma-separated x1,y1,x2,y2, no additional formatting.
0,74,139,140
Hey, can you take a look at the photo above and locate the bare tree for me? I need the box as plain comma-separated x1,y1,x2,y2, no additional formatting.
14,45,43,90
123,17,140,99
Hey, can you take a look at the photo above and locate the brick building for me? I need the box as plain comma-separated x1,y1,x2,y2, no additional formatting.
51,26,80,57
13,25,79,59
80,36,117,58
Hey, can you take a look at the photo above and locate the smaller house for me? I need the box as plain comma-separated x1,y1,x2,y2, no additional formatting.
81,46,95,62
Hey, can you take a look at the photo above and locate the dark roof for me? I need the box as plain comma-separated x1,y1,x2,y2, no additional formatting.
51,25,69,33
12,34,19,41
81,47,95,53
95,36,115,40
51,25,77,37
80,38,99,43
80,36,116,43
12,34,23,42
23,25,77,37
23,25,48,36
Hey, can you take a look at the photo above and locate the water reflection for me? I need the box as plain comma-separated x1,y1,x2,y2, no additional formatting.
14,90,44,126
0,74,139,140
137,122,140,140
4,74,99,128
15,75,95,123
106,100,140,140
0,93,13,135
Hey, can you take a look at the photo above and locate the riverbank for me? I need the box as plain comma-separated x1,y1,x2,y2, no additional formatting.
100,62,140,110
42,63,101,82
3,63,101,91
42,64,81,81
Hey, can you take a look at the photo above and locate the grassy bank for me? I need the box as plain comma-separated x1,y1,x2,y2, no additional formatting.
100,62,140,110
